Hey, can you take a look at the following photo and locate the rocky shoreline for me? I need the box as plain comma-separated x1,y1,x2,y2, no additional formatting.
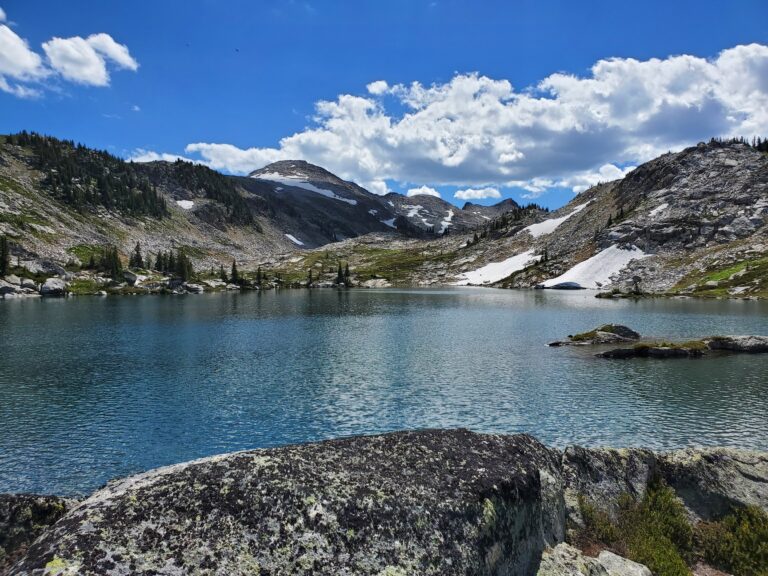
2,429,766,576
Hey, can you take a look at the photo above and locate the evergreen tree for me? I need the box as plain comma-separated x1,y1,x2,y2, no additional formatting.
256,266,262,285
0,235,9,276
87,253,96,270
129,242,144,269
607,214,613,227
174,249,194,281
308,269,313,286
144,254,153,271
336,262,344,285
344,263,350,284
473,232,479,244
102,246,122,280
230,260,240,284
219,264,228,282
168,251,176,274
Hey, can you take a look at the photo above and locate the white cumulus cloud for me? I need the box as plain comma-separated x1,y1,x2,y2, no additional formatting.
144,44,768,200
0,7,137,96
43,33,137,86
406,185,441,198
454,187,501,200
366,80,389,95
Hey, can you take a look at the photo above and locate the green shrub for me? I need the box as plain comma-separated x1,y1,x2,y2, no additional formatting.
697,505,768,576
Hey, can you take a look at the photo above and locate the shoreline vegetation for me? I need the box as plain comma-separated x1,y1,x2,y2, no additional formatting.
2,430,767,576
1,239,766,301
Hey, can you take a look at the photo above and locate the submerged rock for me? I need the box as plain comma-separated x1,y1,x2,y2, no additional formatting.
596,335,768,359
10,430,565,576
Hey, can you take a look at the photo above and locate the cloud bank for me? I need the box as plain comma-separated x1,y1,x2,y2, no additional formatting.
167,43,768,198
406,185,441,198
0,7,137,97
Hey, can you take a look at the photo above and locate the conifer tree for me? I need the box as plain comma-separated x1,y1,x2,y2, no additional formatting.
219,264,228,282
230,260,239,284
129,242,144,269
0,235,9,276
168,251,176,273
344,263,350,284
308,269,313,285
256,266,262,285
336,262,344,285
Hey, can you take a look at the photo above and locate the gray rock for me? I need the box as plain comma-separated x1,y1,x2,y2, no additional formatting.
183,282,205,293
40,277,67,296
562,446,657,534
0,494,75,574
0,280,18,295
597,551,652,576
537,543,607,576
19,278,36,290
659,447,768,521
4,274,20,285
9,430,566,576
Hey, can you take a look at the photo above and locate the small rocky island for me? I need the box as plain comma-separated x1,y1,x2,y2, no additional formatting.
2,429,767,576
549,324,768,359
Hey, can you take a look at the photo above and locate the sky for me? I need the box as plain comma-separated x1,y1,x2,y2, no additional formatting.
1,1,767,209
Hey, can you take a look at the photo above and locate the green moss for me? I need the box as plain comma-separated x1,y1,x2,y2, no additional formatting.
697,505,768,576
66,244,103,264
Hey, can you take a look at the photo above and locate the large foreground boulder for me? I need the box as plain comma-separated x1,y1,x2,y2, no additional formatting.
39,278,67,297
10,430,565,576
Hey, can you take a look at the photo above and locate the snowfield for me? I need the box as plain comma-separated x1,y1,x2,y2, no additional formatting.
253,172,358,205
176,200,194,210
455,250,540,285
523,201,590,238
285,234,305,246
541,244,649,289
439,209,454,234
380,218,397,228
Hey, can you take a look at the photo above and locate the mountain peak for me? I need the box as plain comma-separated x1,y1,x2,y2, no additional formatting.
249,160,340,183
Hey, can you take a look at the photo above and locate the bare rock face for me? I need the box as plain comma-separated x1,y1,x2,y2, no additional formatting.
561,447,658,535
0,494,75,573
705,335,768,353
536,543,607,576
9,430,565,576
659,447,768,521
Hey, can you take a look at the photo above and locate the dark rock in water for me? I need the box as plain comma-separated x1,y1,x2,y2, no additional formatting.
9,430,565,576
544,282,584,290
548,325,640,347
705,335,768,353
597,345,704,359
0,494,75,573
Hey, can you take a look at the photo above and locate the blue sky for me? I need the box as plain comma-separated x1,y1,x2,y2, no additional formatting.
1,0,767,209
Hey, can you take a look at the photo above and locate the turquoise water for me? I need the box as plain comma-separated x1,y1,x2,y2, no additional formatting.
1,288,767,496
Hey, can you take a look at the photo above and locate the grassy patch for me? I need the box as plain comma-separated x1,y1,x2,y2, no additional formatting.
66,244,103,264
0,174,29,196
696,505,768,576
578,481,692,576
672,255,768,299
578,482,768,576
67,278,102,295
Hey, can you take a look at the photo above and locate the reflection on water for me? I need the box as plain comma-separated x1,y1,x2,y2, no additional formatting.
1,288,767,495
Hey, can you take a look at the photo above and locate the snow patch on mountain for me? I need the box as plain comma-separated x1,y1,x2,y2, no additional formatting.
541,244,649,289
381,218,397,228
523,201,590,238
176,200,194,210
254,172,358,205
455,250,540,285
285,234,305,246
439,209,454,234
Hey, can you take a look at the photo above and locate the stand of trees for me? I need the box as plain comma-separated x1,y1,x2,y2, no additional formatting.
7,132,167,218
153,248,194,281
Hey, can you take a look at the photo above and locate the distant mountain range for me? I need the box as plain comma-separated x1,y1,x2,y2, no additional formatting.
0,132,766,297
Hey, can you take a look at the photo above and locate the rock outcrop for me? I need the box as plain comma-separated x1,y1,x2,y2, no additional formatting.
548,325,640,347
6,430,768,575
0,495,75,574
10,430,565,576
